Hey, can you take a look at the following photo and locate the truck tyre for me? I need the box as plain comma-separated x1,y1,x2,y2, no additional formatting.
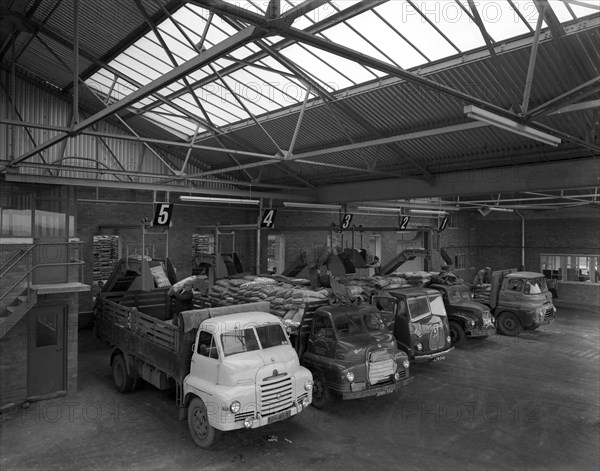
112,354,134,393
497,312,523,337
449,321,466,347
311,374,334,409
188,397,219,448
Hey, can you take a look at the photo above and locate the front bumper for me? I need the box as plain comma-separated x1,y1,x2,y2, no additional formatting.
412,346,455,362
467,325,496,337
218,402,306,432
341,376,414,400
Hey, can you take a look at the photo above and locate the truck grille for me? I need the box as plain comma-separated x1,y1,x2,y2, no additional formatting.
428,324,446,350
544,306,556,320
261,376,293,417
368,349,395,385
234,410,254,422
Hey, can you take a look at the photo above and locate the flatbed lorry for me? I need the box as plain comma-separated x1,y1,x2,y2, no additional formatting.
95,292,313,448
482,269,556,336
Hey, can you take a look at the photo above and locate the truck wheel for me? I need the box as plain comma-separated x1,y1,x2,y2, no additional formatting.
188,397,219,448
449,321,466,347
112,354,133,393
497,312,523,337
311,374,334,409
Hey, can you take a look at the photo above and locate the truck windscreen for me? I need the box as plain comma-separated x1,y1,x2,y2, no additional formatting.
221,324,289,357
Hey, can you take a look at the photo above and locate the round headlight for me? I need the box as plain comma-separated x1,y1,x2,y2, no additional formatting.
244,417,253,429
230,401,241,413
302,397,309,407
346,371,355,382
304,380,313,391
470,320,475,326
416,343,423,351
403,359,410,369
446,336,451,343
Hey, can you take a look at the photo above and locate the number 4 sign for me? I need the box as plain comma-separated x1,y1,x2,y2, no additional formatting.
152,203,174,227
261,209,277,228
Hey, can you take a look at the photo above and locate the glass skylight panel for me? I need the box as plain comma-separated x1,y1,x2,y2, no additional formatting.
326,19,398,67
394,2,458,62
279,43,361,90
569,0,600,18
228,68,303,110
382,1,482,54
465,1,531,42
143,111,199,136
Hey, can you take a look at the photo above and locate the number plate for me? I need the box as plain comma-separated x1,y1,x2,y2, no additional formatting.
376,386,395,397
267,409,291,424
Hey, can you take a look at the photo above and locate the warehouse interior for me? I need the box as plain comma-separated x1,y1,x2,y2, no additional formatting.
0,0,599,468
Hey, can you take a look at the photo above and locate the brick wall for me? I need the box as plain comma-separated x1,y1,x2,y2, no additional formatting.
0,293,79,410
76,187,264,303
0,315,28,409
470,212,600,309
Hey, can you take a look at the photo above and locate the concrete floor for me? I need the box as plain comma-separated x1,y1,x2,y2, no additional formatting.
1,306,598,471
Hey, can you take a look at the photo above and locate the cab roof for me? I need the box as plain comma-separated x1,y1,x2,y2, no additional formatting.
505,271,546,279
201,311,282,334
381,287,440,297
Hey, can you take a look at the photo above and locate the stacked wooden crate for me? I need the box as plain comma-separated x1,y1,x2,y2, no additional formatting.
93,235,119,281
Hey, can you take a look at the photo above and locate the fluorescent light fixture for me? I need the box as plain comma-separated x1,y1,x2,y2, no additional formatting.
358,204,459,212
488,206,514,212
283,202,342,210
410,209,448,215
180,196,259,205
464,105,561,147
357,205,402,213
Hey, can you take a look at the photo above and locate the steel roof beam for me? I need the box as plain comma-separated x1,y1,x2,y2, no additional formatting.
317,158,600,203
5,26,262,168
139,0,386,113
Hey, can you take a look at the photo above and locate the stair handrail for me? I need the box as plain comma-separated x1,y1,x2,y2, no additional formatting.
0,241,85,305
0,247,30,279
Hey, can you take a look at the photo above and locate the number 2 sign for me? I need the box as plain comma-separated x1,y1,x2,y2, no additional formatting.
152,203,174,227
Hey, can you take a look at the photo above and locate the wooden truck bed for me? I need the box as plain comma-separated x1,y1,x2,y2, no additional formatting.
96,294,195,384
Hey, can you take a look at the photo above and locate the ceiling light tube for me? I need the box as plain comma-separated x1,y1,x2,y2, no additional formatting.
358,205,459,212
410,209,448,215
283,202,342,210
464,105,561,147
487,206,514,212
180,196,260,205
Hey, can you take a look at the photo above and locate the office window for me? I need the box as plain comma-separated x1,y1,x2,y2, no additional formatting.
541,254,599,283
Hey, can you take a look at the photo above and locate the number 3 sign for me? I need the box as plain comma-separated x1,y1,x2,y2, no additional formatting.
152,203,174,227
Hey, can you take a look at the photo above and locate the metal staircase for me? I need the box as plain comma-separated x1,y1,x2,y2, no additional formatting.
0,241,85,340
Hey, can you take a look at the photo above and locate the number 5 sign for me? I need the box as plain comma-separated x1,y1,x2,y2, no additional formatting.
152,203,174,227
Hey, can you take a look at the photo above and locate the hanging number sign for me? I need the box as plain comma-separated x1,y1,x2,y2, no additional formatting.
398,215,410,231
261,209,277,228
340,213,353,230
439,216,449,232
152,203,174,227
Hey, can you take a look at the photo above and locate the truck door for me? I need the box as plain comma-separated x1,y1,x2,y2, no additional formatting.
191,330,219,384
392,299,412,354
307,313,336,358
499,278,524,310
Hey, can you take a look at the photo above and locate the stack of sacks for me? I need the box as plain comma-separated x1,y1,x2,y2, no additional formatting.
398,271,438,287
206,276,330,328
149,264,171,288
473,284,492,305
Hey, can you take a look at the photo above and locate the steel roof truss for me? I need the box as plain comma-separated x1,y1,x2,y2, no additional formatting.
7,25,262,167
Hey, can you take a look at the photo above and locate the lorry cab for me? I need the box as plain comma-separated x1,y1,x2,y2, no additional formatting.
295,304,412,408
372,287,454,361
494,271,556,336
429,283,496,346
